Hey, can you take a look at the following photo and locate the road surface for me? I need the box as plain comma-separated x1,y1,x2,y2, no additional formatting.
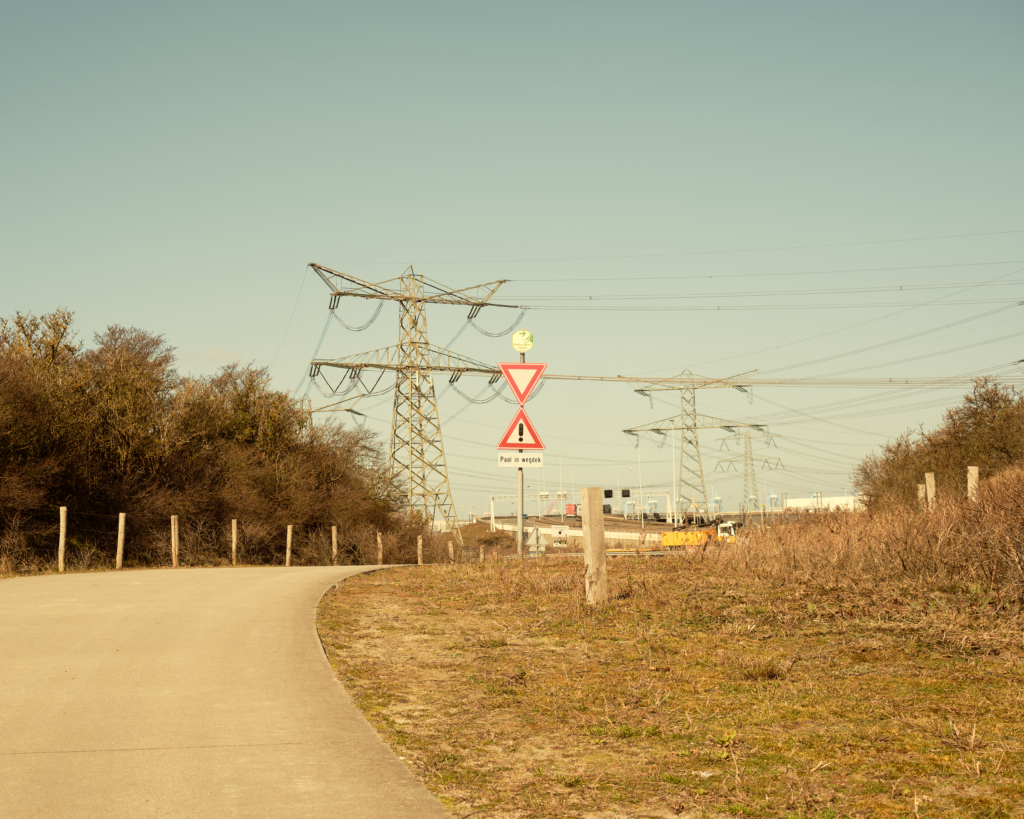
0,566,451,818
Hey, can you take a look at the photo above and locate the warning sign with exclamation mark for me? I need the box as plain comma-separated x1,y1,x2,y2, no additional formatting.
496,407,544,451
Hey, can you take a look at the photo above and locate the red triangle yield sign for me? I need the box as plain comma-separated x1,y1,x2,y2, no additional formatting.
498,362,547,405
497,406,545,450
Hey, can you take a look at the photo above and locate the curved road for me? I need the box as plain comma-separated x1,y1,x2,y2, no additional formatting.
0,567,451,819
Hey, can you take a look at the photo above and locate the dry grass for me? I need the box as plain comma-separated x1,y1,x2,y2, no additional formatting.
737,468,1024,604
318,523,1024,818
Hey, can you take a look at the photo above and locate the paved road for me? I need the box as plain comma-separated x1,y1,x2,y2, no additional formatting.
0,567,451,819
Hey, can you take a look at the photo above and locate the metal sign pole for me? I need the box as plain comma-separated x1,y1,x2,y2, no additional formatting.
517,346,525,558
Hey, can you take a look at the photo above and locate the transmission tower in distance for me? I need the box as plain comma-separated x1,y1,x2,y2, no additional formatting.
306,264,520,539
624,369,758,524
716,429,782,516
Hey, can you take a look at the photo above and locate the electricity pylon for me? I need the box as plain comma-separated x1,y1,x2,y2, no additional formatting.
624,369,757,524
306,264,519,539
717,429,782,516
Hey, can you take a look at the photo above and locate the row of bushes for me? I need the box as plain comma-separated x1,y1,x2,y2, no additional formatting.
0,309,430,574
854,378,1024,509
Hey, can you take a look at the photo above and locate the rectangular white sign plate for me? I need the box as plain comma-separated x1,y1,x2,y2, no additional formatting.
498,453,544,468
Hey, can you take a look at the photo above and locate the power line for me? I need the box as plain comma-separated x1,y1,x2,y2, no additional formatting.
525,298,1023,311
330,227,1024,266
519,278,1024,300
511,258,1024,283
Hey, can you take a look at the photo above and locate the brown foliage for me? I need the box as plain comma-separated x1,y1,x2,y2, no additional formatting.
854,377,1024,509
0,309,425,573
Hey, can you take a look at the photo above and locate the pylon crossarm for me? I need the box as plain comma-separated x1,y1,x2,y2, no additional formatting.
624,414,765,434
624,369,758,392
312,345,500,377
310,263,522,309
310,264,402,301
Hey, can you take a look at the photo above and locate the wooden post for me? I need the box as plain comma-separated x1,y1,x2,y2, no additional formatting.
116,513,125,570
925,472,936,510
58,506,67,573
231,519,237,566
286,525,293,567
171,515,179,568
377,531,383,565
967,466,979,501
581,487,607,604
917,484,926,509
417,535,423,566
448,540,454,563
331,525,338,565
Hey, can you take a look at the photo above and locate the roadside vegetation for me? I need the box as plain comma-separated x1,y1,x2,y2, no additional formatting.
318,378,1024,818
319,489,1024,817
0,309,425,574
855,378,1024,510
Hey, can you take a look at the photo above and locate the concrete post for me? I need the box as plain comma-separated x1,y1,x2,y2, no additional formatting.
231,519,237,566
417,535,423,566
925,472,936,510
968,466,979,501
917,484,926,509
116,513,125,570
448,541,454,563
171,515,179,568
58,506,67,573
331,525,338,565
286,525,292,567
479,543,484,563
581,487,607,605
377,531,383,565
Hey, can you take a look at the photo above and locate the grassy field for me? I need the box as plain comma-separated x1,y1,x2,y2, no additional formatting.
317,554,1024,819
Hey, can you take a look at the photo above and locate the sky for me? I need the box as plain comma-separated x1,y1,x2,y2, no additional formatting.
3,1,1023,519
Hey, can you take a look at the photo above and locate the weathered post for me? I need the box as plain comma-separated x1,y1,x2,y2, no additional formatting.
417,535,423,566
377,531,383,565
58,506,67,573
331,525,338,565
286,525,293,567
231,519,237,566
116,513,125,570
967,466,979,501
581,487,607,605
171,515,179,568
917,484,926,509
479,542,484,563
925,472,936,510
448,541,454,563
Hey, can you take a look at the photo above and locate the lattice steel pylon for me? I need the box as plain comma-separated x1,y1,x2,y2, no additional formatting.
306,264,519,540
717,429,782,516
625,369,757,524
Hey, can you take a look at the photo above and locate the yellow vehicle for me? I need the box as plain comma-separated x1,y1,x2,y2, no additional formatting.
661,522,736,550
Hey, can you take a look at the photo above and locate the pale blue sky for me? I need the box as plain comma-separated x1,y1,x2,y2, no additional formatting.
3,2,1023,515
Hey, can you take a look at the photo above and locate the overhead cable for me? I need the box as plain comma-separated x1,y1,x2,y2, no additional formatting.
471,308,528,337
331,303,383,332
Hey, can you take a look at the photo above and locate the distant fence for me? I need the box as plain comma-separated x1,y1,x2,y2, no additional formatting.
1,509,462,575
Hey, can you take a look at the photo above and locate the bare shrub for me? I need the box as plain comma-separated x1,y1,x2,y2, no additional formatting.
0,523,30,576
855,378,1024,510
0,309,429,576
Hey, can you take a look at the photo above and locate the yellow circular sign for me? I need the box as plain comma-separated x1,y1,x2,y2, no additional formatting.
511,329,534,353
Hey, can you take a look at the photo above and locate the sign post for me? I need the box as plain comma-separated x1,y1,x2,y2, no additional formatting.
507,330,535,558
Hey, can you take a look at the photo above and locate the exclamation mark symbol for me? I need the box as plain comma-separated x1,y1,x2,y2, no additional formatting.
518,423,524,443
